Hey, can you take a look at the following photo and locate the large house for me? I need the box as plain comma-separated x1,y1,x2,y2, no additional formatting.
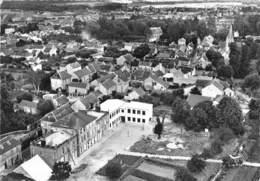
50,70,72,91
31,130,77,167
144,74,169,91
68,82,89,97
50,110,109,156
100,99,153,128
18,100,38,115
99,79,117,96
0,136,22,172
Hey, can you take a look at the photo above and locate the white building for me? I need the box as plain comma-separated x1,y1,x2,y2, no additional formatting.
100,99,153,128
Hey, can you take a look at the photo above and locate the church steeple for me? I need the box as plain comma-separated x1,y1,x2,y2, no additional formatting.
225,24,234,52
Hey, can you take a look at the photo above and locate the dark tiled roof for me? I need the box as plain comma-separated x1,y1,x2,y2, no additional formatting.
51,111,97,130
196,79,212,88
41,103,74,123
73,68,91,78
187,94,211,107
19,100,37,108
102,79,116,89
55,95,69,106
150,75,169,88
115,70,130,82
68,82,88,89
0,136,21,155
179,66,193,74
59,71,72,80
134,88,145,96
132,69,151,81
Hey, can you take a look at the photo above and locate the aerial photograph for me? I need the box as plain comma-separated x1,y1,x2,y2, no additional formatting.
0,0,260,180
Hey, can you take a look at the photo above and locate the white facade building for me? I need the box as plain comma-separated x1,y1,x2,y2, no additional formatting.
100,99,153,128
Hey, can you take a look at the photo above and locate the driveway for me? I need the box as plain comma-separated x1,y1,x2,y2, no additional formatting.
68,123,154,181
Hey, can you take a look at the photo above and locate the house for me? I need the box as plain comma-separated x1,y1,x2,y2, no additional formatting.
116,53,134,65
31,130,77,167
0,136,22,172
50,70,72,91
148,27,163,42
99,79,117,96
144,74,169,91
40,103,74,132
114,70,131,93
71,97,91,112
119,157,181,181
71,68,91,83
68,82,89,97
187,94,211,108
18,100,38,115
13,155,52,181
100,99,153,128
132,69,151,83
51,110,109,156
125,87,145,100
201,80,225,98
53,95,69,108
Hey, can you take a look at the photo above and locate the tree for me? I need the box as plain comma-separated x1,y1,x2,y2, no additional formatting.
210,140,223,155
154,117,164,139
205,49,224,68
51,162,72,181
27,71,45,94
217,65,233,79
190,87,201,95
175,168,197,181
105,161,122,179
187,154,206,173
133,44,150,59
17,93,33,103
171,97,190,124
256,59,260,75
217,97,244,135
242,73,260,94
193,101,217,129
37,100,54,116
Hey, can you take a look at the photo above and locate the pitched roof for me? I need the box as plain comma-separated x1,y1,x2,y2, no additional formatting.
13,155,52,181
132,69,151,81
196,79,212,88
0,136,21,155
67,62,81,69
73,68,91,78
101,79,116,89
68,82,88,89
41,103,74,123
84,93,98,104
187,94,211,107
115,70,130,82
52,111,97,130
133,88,145,96
58,70,72,80
124,53,134,62
150,74,169,88
19,100,37,108
87,62,100,73
55,95,69,106
179,66,193,74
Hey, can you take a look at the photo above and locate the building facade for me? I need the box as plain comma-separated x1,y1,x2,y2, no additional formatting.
0,137,22,172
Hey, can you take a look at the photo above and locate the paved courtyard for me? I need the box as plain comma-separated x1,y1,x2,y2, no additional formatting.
68,122,154,181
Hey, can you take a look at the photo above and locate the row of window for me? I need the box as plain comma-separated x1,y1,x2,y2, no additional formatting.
127,109,146,115
127,117,146,123
110,109,146,119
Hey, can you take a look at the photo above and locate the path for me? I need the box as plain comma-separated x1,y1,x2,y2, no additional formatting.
121,151,260,167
